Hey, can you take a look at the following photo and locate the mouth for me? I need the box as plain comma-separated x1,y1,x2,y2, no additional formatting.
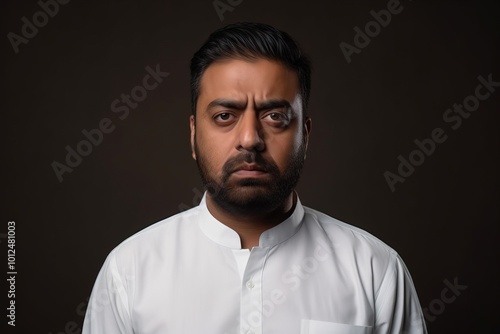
231,164,269,177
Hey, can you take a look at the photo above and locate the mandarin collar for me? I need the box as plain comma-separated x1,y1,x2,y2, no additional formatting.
197,191,305,249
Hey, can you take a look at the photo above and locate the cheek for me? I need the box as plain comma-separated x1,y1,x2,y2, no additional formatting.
267,132,302,168
196,128,233,171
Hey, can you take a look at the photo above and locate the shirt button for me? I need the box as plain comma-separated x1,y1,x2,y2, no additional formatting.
246,280,255,289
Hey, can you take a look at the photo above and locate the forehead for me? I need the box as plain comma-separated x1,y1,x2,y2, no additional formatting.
198,58,300,108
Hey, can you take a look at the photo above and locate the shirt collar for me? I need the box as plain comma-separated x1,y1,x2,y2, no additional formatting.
197,191,305,249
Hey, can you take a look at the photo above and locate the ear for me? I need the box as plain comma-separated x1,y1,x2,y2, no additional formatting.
190,115,197,160
303,116,312,159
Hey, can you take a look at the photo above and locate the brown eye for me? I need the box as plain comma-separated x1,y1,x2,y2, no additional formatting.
214,112,235,125
264,112,289,126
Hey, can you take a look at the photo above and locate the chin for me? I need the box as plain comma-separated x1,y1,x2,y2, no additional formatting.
227,184,273,202
215,185,288,215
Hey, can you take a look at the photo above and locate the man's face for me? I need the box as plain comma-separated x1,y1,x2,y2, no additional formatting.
190,58,311,216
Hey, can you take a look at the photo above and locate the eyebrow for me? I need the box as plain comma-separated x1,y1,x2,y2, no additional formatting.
206,98,291,112
255,99,291,111
206,99,247,112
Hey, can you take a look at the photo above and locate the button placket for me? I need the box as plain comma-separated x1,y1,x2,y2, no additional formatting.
240,247,269,334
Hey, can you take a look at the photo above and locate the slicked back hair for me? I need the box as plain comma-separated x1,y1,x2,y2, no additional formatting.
190,22,311,117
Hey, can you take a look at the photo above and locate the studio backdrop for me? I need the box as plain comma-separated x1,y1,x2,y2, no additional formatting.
2,0,499,333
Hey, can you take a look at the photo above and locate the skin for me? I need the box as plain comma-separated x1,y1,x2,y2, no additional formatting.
190,58,312,249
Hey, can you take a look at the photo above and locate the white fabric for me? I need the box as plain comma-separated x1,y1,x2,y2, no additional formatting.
82,193,427,334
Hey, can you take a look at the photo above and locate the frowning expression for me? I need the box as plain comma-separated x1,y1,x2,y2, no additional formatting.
190,58,311,215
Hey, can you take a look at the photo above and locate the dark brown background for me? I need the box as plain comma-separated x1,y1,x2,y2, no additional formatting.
2,0,499,333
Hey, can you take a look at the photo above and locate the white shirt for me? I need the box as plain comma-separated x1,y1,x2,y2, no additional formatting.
83,193,427,334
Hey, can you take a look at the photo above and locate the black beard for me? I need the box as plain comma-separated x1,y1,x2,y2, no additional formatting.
194,137,306,217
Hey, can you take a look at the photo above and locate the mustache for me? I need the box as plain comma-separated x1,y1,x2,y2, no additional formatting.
222,152,279,176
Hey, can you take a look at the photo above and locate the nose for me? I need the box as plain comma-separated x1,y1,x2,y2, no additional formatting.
237,111,265,152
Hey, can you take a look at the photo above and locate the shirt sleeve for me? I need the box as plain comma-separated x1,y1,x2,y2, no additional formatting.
374,252,428,334
82,250,134,334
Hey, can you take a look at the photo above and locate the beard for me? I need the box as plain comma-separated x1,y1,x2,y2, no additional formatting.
194,136,306,217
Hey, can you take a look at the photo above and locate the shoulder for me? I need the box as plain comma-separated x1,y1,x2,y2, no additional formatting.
105,205,201,269
299,210,426,330
301,206,403,289
303,206,397,258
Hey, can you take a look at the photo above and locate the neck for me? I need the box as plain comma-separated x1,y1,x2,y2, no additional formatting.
206,192,296,249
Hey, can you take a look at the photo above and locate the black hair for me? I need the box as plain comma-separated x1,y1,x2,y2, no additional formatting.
190,22,311,116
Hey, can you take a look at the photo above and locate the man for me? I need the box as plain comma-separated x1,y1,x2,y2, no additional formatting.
83,22,427,333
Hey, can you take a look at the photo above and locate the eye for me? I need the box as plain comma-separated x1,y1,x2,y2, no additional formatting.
217,113,231,120
263,112,289,126
213,112,235,124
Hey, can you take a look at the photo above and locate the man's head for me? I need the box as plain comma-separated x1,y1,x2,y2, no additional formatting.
189,22,312,216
